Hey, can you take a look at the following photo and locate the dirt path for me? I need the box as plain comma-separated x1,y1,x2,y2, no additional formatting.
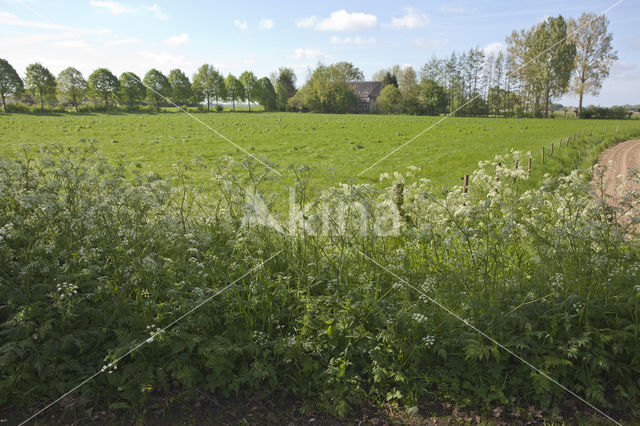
596,139,640,204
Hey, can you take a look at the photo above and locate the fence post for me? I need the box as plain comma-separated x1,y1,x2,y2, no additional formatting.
542,146,545,164
462,174,469,194
550,142,554,156
528,156,532,174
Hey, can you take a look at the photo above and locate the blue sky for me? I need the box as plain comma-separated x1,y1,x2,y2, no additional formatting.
1,0,639,106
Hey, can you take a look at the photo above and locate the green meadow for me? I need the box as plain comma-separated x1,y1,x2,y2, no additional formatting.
2,112,637,194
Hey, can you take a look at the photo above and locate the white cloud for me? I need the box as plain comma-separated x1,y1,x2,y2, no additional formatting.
89,1,167,19
163,33,189,46
392,7,430,29
146,4,167,20
297,10,378,32
258,18,274,30
483,42,505,57
291,48,328,60
139,50,193,72
55,40,91,49
105,37,140,46
295,16,317,29
89,1,132,15
330,35,375,45
0,11,74,30
411,38,449,48
234,20,247,30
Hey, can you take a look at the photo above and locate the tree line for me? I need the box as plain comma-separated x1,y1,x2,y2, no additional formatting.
288,12,618,118
0,12,621,118
0,59,298,113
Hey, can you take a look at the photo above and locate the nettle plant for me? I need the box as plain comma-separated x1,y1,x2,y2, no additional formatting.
1,145,639,418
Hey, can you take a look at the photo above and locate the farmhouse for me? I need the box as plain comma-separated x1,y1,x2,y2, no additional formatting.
349,81,383,113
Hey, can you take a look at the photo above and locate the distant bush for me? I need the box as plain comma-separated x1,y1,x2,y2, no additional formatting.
580,105,629,119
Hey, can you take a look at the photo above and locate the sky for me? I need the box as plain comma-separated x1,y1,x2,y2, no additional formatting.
0,0,639,107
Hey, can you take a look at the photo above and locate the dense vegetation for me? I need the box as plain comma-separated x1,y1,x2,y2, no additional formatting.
1,125,639,421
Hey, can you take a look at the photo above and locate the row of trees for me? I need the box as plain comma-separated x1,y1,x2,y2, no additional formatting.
369,12,617,118
0,59,299,113
0,12,619,117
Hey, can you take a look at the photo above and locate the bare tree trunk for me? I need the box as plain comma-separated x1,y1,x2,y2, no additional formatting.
1,94,5,112
578,88,584,118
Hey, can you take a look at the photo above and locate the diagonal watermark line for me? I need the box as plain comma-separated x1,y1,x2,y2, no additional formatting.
135,77,281,176
19,249,283,426
356,249,621,426
357,0,625,177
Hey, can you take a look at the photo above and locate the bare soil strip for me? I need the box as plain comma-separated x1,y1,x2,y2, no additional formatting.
597,139,640,204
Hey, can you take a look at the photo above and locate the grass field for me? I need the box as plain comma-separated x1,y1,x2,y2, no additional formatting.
2,112,638,194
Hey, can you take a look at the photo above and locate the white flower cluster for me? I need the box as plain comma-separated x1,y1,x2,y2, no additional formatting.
101,362,118,374
412,313,426,323
0,222,14,243
422,335,435,347
145,324,164,343
57,282,78,300
252,330,269,346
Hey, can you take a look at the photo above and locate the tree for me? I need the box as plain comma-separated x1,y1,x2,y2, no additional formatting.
239,71,258,111
419,79,448,115
0,58,23,112
25,63,56,111
330,61,364,82
118,72,146,108
288,63,359,113
382,72,398,88
143,69,170,111
168,69,192,109
225,74,244,111
56,67,86,112
256,77,277,111
272,67,296,111
192,64,225,110
377,84,403,114
507,16,576,117
87,68,119,111
568,13,618,118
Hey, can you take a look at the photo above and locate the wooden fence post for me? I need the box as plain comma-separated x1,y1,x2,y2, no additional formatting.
462,174,469,194
528,156,532,174
542,146,545,164
550,142,554,156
